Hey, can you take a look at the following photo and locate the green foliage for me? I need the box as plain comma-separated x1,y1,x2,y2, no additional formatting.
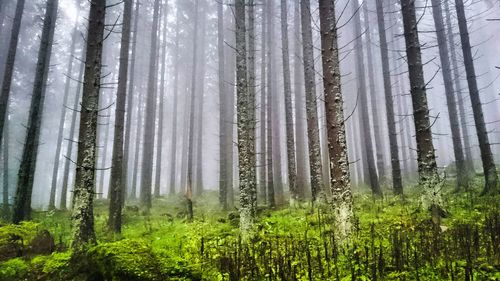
0,258,28,281
0,221,39,248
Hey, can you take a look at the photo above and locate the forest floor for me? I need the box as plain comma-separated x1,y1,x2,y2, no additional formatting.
0,176,499,280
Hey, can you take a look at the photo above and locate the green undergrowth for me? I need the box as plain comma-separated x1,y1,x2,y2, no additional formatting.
0,178,498,280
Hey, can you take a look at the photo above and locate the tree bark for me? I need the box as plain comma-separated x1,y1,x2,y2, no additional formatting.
400,0,442,221
140,0,160,211
236,0,256,235
352,0,382,197
318,0,353,238
257,1,267,205
455,0,498,195
12,0,58,223
71,0,106,252
108,0,133,233
265,0,275,207
280,0,297,205
0,0,25,149
300,0,323,201
429,0,468,190
375,0,403,194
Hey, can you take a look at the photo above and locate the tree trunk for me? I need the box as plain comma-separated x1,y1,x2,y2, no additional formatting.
123,0,141,199
257,1,267,205
352,0,382,197
186,0,199,220
108,0,132,233
71,0,106,252
154,0,168,198
98,89,111,199
265,0,275,207
318,0,353,238
429,0,468,190
400,0,442,221
218,0,229,208
12,0,58,223
195,9,206,197
225,11,236,209
60,56,85,211
363,2,385,183
140,0,160,212
131,90,143,200
49,2,80,210
236,0,256,235
375,0,403,195
168,5,180,196
293,0,308,200
280,0,297,205
0,0,25,149
455,0,498,195
300,0,323,202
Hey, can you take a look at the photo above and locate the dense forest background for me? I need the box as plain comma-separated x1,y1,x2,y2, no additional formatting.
0,0,498,280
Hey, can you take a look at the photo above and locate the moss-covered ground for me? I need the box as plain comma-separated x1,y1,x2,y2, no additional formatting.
0,177,499,280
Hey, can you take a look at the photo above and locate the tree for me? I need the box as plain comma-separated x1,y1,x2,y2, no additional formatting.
400,0,442,222
154,0,168,198
429,0,468,191
363,2,385,182
12,0,59,223
49,0,81,210
300,0,323,201
280,0,297,205
123,0,141,199
318,0,353,238
2,114,9,219
236,0,256,235
455,0,498,195
257,0,267,205
375,0,403,194
218,0,229,209
108,0,133,233
0,0,25,149
186,0,200,219
140,0,160,212
71,0,106,252
352,0,382,197
265,0,275,207
169,2,180,196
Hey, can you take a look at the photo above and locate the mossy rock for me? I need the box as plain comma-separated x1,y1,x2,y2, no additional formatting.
0,222,54,261
87,239,201,281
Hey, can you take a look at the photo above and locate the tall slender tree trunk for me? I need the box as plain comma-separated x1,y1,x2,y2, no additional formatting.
257,1,267,205
443,0,473,173
375,0,403,194
300,0,323,201
352,0,382,197
49,3,80,210
140,0,160,211
12,0,58,223
131,90,144,200
168,4,180,196
225,11,236,209
108,0,132,233
71,0,106,252
429,0,468,190
400,0,442,222
318,0,353,238
265,0,275,207
60,57,85,211
236,0,256,235
455,0,498,195
218,0,228,208
280,0,297,205
98,90,111,199
123,0,140,199
293,0,308,200
0,0,25,149
154,0,168,198
363,2,385,182
186,0,200,219
195,10,206,197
